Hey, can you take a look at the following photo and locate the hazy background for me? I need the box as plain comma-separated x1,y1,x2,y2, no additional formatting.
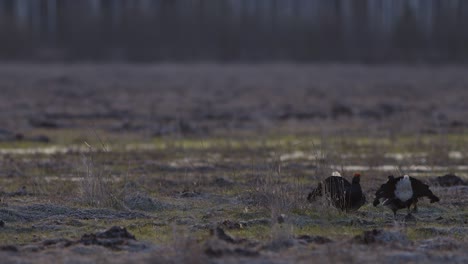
1,0,467,63
1,1,468,138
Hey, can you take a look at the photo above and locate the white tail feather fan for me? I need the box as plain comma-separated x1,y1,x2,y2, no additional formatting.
332,171,342,177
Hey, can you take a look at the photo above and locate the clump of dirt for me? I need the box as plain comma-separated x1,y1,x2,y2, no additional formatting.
0,203,149,222
434,174,466,186
80,226,142,250
260,233,334,252
219,218,271,230
205,227,260,258
0,226,147,253
353,229,411,246
335,218,376,227
123,192,168,211
296,235,333,244
211,227,241,244
415,227,449,236
207,226,334,256
211,177,234,188
0,129,25,142
204,240,260,258
0,245,18,252
28,117,61,129
0,129,49,143
179,189,202,198
1,186,28,197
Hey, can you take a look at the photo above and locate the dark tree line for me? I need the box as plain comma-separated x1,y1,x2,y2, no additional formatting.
0,0,467,63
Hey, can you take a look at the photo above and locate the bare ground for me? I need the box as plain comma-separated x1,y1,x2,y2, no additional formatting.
0,64,468,263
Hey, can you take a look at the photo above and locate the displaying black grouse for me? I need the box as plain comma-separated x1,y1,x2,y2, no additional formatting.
308,171,366,211
373,175,440,218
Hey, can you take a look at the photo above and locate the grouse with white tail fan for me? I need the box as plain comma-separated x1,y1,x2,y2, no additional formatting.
308,171,366,211
373,175,440,218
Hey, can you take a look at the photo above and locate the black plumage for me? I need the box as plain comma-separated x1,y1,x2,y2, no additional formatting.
373,175,440,217
308,172,366,211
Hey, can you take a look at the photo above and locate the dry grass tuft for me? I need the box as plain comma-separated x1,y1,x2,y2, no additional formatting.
78,143,126,209
252,162,305,218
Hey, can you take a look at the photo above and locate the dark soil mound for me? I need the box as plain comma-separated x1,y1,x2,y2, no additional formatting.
353,229,410,246
80,226,136,250
435,174,466,186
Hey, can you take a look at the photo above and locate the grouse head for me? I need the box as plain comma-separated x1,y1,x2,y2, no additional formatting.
352,173,361,184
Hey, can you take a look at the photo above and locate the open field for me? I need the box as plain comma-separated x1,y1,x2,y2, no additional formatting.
0,64,467,263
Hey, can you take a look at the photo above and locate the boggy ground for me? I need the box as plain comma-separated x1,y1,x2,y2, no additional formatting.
0,64,468,263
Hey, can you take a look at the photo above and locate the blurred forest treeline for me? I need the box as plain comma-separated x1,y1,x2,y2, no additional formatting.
0,0,467,63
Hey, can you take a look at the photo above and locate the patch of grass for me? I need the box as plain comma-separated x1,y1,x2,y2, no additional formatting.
0,141,50,150
0,226,54,245
1,127,468,260
296,224,364,239
228,224,271,241
78,146,126,209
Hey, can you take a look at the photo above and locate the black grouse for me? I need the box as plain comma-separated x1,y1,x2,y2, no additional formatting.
373,175,440,218
308,171,366,211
